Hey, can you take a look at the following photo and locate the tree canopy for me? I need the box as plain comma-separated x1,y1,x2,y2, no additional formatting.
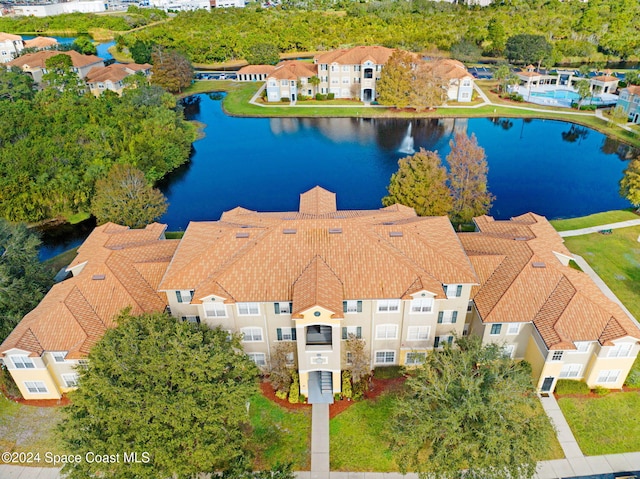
0,67,34,102
390,335,553,479
151,47,193,93
376,50,414,108
91,164,168,228
620,157,640,212
246,42,280,65
42,54,84,94
382,148,452,216
504,34,553,65
0,220,53,341
59,310,259,479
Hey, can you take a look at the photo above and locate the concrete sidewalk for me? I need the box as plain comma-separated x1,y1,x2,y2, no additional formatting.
310,403,330,479
558,219,640,237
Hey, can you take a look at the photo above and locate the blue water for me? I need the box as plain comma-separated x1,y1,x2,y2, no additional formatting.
531,89,581,100
21,35,114,61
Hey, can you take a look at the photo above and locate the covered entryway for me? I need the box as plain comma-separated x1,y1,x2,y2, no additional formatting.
362,88,373,102
307,371,334,404
541,376,555,393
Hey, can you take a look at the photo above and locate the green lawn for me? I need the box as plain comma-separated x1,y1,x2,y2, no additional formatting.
550,209,638,231
562,226,640,321
248,393,311,470
0,396,65,465
558,392,640,455
42,247,79,276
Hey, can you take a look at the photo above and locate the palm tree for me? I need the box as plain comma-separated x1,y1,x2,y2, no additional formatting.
308,75,321,97
575,79,591,109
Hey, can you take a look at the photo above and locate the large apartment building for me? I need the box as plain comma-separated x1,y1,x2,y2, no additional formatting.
1,187,638,401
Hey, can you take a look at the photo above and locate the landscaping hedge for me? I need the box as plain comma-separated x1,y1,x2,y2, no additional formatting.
555,379,589,395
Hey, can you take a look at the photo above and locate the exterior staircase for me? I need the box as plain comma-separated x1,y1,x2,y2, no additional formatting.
320,371,332,395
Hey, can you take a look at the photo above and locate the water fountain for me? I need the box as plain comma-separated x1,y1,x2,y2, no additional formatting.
398,123,415,154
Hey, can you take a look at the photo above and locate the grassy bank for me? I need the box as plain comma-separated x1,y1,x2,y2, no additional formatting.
563,226,640,321
550,209,638,231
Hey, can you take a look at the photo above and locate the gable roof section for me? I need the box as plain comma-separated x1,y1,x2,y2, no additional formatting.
268,60,317,80
292,256,344,318
86,63,151,83
238,64,276,75
315,46,395,65
23,37,57,49
8,50,103,69
0,224,178,359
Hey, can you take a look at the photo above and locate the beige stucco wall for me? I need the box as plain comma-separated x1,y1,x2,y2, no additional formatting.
9,366,61,400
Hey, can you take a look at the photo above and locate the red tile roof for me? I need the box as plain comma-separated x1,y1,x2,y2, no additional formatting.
268,60,317,80
315,46,395,65
86,63,151,84
8,50,103,69
237,65,276,75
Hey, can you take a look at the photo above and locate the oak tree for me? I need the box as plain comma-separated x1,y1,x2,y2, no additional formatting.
0,67,35,102
390,335,554,479
91,164,168,228
150,47,193,93
42,54,84,94
269,342,297,393
447,132,494,224
382,148,453,216
409,62,448,112
505,34,552,65
59,310,259,479
376,50,414,108
620,157,640,212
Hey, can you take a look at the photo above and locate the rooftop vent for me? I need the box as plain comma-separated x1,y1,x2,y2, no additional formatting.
514,237,528,241
329,228,342,234
334,214,346,219
92,274,106,281
383,222,395,225
532,262,546,268
235,232,250,239
389,231,403,237
283,229,297,234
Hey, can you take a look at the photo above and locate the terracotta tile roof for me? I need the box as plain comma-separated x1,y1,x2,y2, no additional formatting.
86,63,150,84
23,37,57,49
159,187,478,309
0,224,178,359
625,85,640,96
517,71,541,78
592,75,618,82
292,256,344,317
268,60,317,80
237,65,276,75
0,32,21,41
425,59,473,80
8,50,103,69
314,46,395,65
460,214,640,350
299,186,336,215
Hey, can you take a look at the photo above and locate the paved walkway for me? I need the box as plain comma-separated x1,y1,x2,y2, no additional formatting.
558,219,640,237
310,403,330,479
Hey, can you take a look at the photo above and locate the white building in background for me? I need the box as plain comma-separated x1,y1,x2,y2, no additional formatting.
148,0,211,10
0,32,24,63
11,1,106,17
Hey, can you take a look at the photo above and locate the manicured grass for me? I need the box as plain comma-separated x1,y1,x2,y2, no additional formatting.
330,392,399,471
558,392,640,455
550,209,638,231
164,231,185,239
67,211,91,225
42,247,79,275
248,393,311,470
180,79,241,98
563,226,640,321
0,397,66,465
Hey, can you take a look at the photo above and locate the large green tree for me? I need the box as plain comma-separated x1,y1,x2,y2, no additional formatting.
42,54,84,94
382,148,453,216
246,42,280,65
447,132,494,224
91,164,168,228
72,35,97,55
376,49,414,108
620,157,640,212
150,47,193,93
59,310,259,479
0,220,53,341
390,335,553,479
505,34,553,65
0,67,35,102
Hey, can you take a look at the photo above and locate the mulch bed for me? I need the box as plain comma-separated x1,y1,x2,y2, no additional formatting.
260,376,406,419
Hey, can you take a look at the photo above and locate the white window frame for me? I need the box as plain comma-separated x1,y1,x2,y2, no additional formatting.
551,351,564,361
405,352,426,365
502,344,515,358
248,352,266,366
559,364,583,379
377,299,400,313
276,302,291,314
572,342,590,353
343,325,361,339
375,350,396,364
278,327,295,341
62,373,79,387
176,290,193,303
506,323,520,335
407,326,431,341
608,343,632,358
439,310,458,324
376,324,398,340
489,323,502,335
51,352,66,363
24,381,48,394
204,301,227,318
597,369,620,384
410,298,433,313
237,302,260,316
241,327,263,342
11,355,35,369
445,284,462,298
285,352,295,366
344,300,359,314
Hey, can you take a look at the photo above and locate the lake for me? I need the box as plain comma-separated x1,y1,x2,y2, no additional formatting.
22,35,114,61
38,92,634,259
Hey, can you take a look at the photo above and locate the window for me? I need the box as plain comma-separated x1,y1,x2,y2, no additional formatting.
330,64,337,72
354,65,361,72
248,353,266,366
342,326,362,339
241,327,263,342
342,65,349,72
62,373,79,388
445,284,463,298
342,77,350,84
280,80,288,86
489,323,502,335
176,290,194,303
320,64,327,71
559,364,582,379
502,344,515,358
377,299,400,313
346,351,353,365
276,327,296,341
11,355,35,369
434,336,453,348
573,342,590,353
506,323,520,335
375,350,395,364
343,300,362,313
467,301,473,312
77,359,89,370
364,68,373,79
181,316,200,324
237,303,260,316
24,381,48,394
608,343,632,358
411,298,433,313
437,311,458,324
406,352,426,365
331,78,339,84
275,302,292,314
407,326,430,341
376,324,398,340
597,369,620,384
204,301,227,318
269,81,276,86
51,352,66,363
551,351,564,361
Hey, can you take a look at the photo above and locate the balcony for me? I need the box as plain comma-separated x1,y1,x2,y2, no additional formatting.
306,325,332,346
